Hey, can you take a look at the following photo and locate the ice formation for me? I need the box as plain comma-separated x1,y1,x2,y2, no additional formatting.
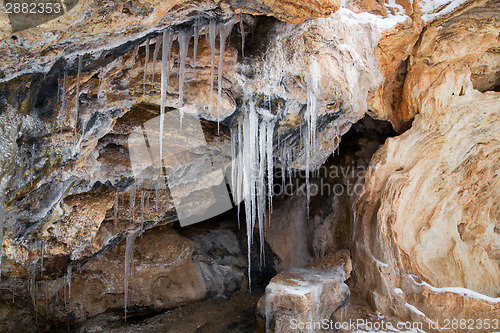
124,231,138,320
142,37,150,96
217,16,236,132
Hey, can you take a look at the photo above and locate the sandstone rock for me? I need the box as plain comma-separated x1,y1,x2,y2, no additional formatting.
257,266,349,333
353,21,500,332
40,226,207,322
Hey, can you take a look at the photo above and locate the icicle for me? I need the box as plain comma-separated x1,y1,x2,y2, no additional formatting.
217,16,236,133
304,60,319,216
75,54,82,140
206,19,216,113
178,29,192,128
143,37,150,96
67,266,72,299
40,240,45,274
59,72,67,139
266,121,274,216
258,120,266,263
239,14,245,58
151,36,162,84
236,122,243,229
193,22,199,67
30,269,37,321
159,30,173,166
129,183,136,223
124,231,138,321
114,191,119,229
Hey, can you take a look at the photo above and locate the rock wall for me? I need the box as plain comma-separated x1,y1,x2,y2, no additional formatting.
352,0,500,330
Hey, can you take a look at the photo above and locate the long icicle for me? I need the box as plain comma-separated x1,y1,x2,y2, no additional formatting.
143,37,150,96
178,29,192,129
217,16,236,133
239,14,245,58
159,30,173,167
193,22,199,68
151,36,162,84
207,19,216,115
59,72,67,143
124,231,138,321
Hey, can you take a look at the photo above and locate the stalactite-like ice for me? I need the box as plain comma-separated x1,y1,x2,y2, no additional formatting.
239,15,245,58
235,100,276,288
159,30,173,165
124,232,138,321
178,29,192,128
143,37,150,96
67,266,72,299
193,23,199,67
207,19,216,113
129,183,136,223
59,72,67,140
304,60,319,216
151,36,162,84
217,16,236,132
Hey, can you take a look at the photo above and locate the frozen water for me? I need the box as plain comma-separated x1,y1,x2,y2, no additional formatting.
151,35,162,84
217,16,236,132
143,37,150,96
178,29,192,128
159,30,173,165
124,231,138,321
206,19,216,113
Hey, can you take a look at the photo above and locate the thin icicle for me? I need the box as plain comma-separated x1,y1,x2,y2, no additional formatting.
130,183,136,223
258,120,266,263
178,29,192,129
304,60,319,216
206,19,216,113
266,121,274,216
193,23,199,68
239,14,245,58
59,72,67,138
67,266,72,299
124,232,138,321
143,37,150,96
217,16,236,133
74,54,83,140
159,30,173,166
151,36,162,84
114,191,119,229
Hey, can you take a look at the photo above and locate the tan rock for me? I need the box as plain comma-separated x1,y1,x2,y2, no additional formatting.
225,0,341,24
41,226,207,322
